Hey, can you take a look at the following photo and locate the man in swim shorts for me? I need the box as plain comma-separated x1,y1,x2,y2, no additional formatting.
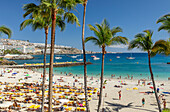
142,98,145,107
118,90,121,100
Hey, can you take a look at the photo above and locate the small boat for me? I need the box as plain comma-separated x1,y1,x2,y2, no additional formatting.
126,57,135,59
93,57,100,60
70,56,77,58
116,56,120,58
91,55,96,57
126,53,135,60
55,57,62,59
76,59,83,61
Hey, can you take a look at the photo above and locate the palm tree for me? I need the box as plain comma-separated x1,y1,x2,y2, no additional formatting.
20,3,65,111
85,19,128,112
81,0,89,111
41,0,82,111
0,26,12,38
128,30,168,112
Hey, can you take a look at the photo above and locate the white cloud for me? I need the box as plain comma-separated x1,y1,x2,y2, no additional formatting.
109,44,128,48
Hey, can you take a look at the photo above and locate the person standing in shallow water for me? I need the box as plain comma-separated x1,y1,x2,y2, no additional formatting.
142,98,145,107
118,90,121,100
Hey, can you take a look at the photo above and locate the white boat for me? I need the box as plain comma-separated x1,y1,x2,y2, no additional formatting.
116,56,120,58
93,57,100,60
70,56,77,58
76,59,83,61
126,53,135,59
126,57,135,59
55,57,62,59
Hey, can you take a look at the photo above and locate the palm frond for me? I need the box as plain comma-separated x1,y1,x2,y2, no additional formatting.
0,26,12,38
143,30,153,39
158,25,170,32
85,36,102,47
111,27,123,36
135,33,145,38
109,36,128,45
20,19,34,30
156,17,167,24
64,12,80,26
56,15,65,31
20,19,43,31
128,37,147,51
151,39,170,56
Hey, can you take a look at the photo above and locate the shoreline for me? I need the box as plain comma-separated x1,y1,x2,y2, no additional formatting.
33,67,170,81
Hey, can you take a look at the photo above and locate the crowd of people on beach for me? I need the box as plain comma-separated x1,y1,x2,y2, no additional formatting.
0,68,169,111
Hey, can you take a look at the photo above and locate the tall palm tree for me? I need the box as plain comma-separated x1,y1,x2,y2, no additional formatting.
85,19,128,112
0,26,12,38
81,0,89,111
20,3,65,111
128,30,168,112
41,0,82,111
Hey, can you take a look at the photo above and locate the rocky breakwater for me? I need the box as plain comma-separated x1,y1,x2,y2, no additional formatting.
8,55,34,60
0,59,17,65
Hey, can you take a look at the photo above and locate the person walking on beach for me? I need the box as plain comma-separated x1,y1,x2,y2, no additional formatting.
111,74,113,78
118,90,121,100
142,98,145,107
163,99,166,109
143,80,146,86
157,88,160,93
138,80,140,86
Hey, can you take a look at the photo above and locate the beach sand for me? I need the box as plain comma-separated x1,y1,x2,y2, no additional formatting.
0,68,169,112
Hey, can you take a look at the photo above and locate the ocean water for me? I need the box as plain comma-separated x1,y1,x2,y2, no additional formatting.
12,53,170,80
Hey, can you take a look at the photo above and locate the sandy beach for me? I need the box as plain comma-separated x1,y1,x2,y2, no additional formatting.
0,68,169,112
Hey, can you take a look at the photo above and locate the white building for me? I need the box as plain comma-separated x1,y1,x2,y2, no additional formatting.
0,45,35,54
45,49,61,54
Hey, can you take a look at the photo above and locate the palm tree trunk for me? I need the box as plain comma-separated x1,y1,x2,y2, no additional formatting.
81,0,89,111
97,46,105,112
41,27,48,112
48,6,56,112
148,51,162,112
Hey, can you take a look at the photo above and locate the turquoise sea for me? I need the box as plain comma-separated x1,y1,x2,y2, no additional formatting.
12,53,170,80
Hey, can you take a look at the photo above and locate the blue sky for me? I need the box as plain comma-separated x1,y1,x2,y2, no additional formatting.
0,0,170,52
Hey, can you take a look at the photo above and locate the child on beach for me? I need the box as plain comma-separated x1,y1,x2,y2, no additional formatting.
118,90,121,100
142,98,145,107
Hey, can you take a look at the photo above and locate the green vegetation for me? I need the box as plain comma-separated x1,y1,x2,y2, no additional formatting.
1,49,22,55
157,14,170,55
0,26,12,38
163,108,170,112
85,19,128,111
